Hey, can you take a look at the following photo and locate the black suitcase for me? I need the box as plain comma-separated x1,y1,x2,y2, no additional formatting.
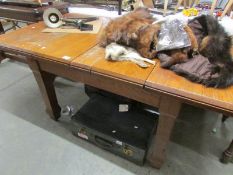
71,94,158,165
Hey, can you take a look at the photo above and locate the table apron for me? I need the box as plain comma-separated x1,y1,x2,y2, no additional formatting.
145,86,233,117
37,58,161,108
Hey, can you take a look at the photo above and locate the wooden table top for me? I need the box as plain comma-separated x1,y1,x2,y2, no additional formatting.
0,22,98,64
0,21,233,114
72,46,233,113
146,62,233,112
145,48,233,113
71,45,156,85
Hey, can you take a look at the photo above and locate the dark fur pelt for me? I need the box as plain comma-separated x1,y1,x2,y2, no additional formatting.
162,15,233,88
202,61,233,88
165,53,233,88
186,62,233,88
99,7,160,59
194,15,233,88
194,15,233,64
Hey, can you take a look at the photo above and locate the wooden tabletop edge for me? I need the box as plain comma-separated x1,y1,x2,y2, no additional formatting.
0,44,71,65
91,66,146,85
91,70,144,87
144,83,233,113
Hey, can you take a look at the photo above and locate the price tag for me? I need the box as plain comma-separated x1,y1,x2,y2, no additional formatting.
119,104,129,112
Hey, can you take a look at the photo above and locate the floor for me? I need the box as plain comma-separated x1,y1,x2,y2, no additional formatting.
0,59,232,175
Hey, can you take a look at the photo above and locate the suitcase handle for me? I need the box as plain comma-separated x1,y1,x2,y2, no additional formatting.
95,136,113,148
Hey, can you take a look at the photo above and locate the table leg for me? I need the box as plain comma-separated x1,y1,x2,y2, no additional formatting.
147,96,182,168
0,52,5,63
118,0,122,15
210,0,218,15
226,3,233,16
221,140,233,164
163,0,169,16
174,0,184,13
188,0,193,7
222,114,229,123
0,21,4,35
184,0,187,9
28,58,61,120
221,0,233,19
193,0,199,7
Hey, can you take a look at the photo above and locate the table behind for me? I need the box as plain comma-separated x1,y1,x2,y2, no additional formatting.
0,2,69,22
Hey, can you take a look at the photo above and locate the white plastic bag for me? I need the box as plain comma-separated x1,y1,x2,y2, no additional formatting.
156,18,191,51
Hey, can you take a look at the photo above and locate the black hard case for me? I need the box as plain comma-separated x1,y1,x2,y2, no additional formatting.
72,94,158,165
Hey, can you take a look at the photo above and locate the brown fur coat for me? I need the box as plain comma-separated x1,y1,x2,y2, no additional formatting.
99,7,197,62
100,8,160,59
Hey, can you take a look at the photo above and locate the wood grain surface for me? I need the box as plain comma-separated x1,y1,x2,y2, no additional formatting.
71,45,104,70
91,48,156,84
145,62,233,113
72,45,157,84
0,22,98,64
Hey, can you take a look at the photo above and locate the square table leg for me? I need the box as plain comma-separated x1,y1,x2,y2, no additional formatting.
174,0,184,13
221,0,233,19
0,52,5,63
118,0,122,15
28,58,61,120
163,0,169,16
0,21,5,35
147,96,182,168
210,0,218,15
221,140,233,164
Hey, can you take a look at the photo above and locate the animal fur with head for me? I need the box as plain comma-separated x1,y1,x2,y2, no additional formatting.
193,15,232,65
99,7,160,59
159,15,233,88
190,15,233,88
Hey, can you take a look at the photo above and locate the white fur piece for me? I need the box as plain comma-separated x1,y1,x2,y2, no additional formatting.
105,43,155,68
219,16,233,37
68,7,126,18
